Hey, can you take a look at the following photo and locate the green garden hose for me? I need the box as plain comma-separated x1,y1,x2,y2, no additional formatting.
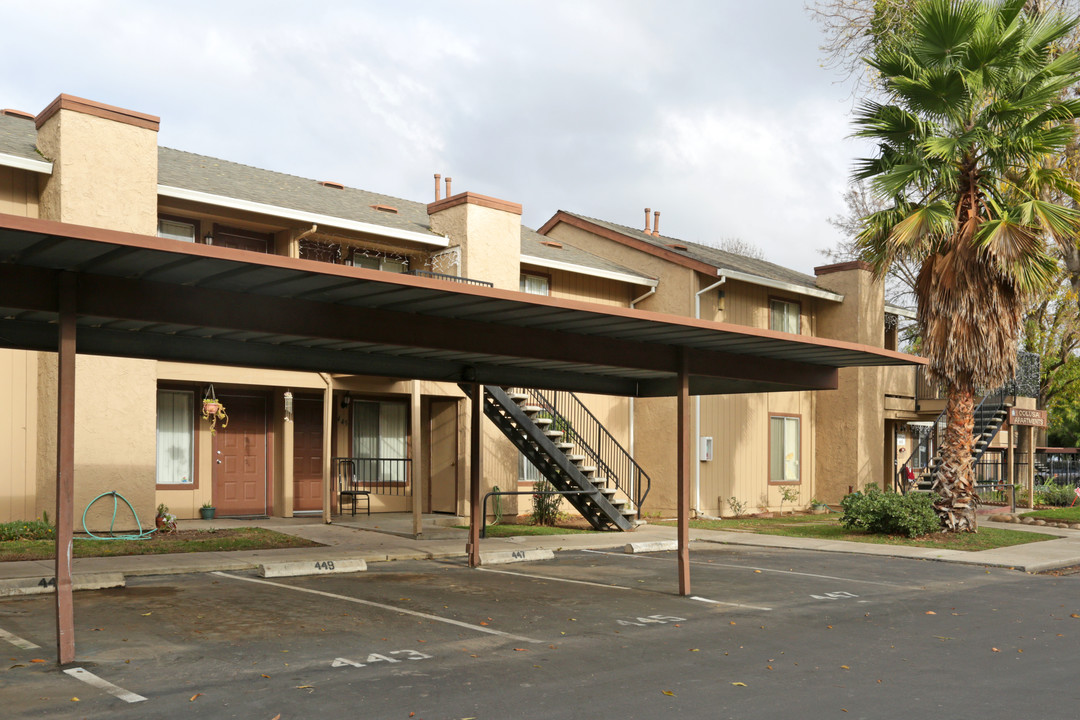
82,491,157,540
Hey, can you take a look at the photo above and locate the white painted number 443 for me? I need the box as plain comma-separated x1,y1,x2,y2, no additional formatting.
332,650,432,668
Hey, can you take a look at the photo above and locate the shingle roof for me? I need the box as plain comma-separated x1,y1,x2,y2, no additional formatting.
520,226,655,284
157,147,440,239
561,211,821,290
0,114,41,162
0,115,666,285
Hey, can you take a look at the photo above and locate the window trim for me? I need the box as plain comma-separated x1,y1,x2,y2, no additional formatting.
155,384,200,490
768,412,802,485
347,248,410,273
768,296,802,335
520,271,551,296
349,397,412,484
157,213,201,244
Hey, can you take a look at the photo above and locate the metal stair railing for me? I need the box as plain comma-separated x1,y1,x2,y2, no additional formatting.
521,388,651,512
469,384,634,531
897,385,1010,493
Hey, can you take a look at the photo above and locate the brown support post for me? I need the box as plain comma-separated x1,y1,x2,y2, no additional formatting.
1028,426,1035,510
321,375,333,524
468,383,483,568
411,380,423,538
1006,423,1015,511
55,272,76,665
677,351,691,596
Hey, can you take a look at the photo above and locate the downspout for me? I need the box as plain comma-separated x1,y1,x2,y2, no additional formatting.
628,286,657,459
694,275,726,517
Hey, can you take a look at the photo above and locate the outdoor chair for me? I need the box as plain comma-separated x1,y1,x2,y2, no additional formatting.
336,459,371,516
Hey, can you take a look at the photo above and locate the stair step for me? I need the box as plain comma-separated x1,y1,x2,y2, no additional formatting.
544,430,564,439
519,405,543,415
507,392,529,403
555,442,574,451
598,487,616,496
579,466,597,476
533,416,553,427
566,454,586,463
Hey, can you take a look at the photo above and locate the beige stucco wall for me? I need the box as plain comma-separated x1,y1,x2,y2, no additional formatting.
35,355,157,531
0,349,39,522
36,108,158,234
813,267,885,502
428,200,521,290
0,166,40,217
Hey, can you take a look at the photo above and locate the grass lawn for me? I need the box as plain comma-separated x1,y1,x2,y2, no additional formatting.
1020,507,1080,523
0,528,322,562
657,514,1058,551
453,523,593,537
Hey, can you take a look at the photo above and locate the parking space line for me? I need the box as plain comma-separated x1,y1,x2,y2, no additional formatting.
580,549,911,588
476,567,631,590
63,667,147,703
213,572,544,644
0,626,40,650
691,596,773,611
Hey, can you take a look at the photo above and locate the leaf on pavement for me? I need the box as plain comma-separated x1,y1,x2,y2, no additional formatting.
30,659,45,663
661,690,675,696
992,647,1001,652
840,665,850,670
731,682,747,687
924,611,936,615
190,693,202,702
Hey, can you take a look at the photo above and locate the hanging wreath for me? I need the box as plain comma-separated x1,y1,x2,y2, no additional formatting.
201,384,229,435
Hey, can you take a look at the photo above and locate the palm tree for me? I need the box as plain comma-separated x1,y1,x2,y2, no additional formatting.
854,0,1080,531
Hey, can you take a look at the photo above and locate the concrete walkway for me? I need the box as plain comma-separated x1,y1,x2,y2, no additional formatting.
2,513,1079,595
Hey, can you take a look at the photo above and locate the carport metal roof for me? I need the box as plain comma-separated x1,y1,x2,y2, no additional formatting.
0,212,924,664
0,214,920,395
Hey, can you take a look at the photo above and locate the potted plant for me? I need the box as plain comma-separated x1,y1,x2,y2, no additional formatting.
155,503,177,532
199,500,216,520
810,498,830,515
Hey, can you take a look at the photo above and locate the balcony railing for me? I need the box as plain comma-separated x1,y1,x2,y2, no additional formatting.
408,270,493,287
333,457,412,497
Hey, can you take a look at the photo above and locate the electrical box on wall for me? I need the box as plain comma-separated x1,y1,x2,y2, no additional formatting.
699,436,713,462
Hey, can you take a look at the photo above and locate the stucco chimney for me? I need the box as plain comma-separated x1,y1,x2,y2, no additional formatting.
434,173,442,201
652,211,661,237
644,207,652,234
427,188,522,290
34,94,160,235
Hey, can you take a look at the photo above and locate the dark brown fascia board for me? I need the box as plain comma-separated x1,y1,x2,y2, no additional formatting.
427,192,522,216
814,260,873,276
36,94,160,132
0,212,924,369
538,211,718,277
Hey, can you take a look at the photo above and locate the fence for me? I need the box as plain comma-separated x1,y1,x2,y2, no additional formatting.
332,457,412,496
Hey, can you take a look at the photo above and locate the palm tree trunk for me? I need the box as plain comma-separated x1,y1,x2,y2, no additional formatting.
933,381,979,532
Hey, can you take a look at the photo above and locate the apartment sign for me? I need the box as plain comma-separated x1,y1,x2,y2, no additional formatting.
1009,408,1048,428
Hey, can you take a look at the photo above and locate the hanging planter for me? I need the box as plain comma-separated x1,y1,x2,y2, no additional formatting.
201,384,229,435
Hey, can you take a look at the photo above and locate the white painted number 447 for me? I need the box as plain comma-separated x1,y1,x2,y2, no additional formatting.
332,650,432,668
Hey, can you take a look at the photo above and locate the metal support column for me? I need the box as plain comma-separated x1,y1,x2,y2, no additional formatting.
321,375,333,524
677,351,691,596
411,380,423,538
468,383,483,568
55,272,76,665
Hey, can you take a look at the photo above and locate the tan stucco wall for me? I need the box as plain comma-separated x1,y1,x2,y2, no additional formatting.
813,268,885,502
0,349,39,522
36,108,158,234
35,355,157,531
428,201,521,290
0,166,40,217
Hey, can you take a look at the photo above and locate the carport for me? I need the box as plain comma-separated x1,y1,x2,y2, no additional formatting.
0,213,920,664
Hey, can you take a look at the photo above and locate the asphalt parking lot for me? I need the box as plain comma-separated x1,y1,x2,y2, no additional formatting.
3,545,1080,719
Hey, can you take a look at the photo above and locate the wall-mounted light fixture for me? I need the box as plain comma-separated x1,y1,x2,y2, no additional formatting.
204,233,214,245
340,392,351,410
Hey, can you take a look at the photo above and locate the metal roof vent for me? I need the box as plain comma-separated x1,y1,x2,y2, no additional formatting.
319,180,345,190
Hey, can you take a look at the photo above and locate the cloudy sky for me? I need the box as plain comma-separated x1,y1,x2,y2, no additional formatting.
0,0,871,275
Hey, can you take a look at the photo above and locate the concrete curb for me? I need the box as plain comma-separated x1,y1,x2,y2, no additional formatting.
0,572,125,597
259,558,367,578
479,549,554,565
624,540,678,554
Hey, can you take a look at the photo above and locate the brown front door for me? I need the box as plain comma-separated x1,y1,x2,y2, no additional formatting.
213,394,268,516
293,398,323,512
428,400,458,513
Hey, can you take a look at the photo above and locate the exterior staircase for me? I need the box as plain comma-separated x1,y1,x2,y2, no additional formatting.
900,389,1010,493
466,384,647,531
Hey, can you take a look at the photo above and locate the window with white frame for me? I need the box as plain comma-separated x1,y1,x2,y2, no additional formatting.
769,298,800,334
520,273,550,295
351,400,408,482
769,415,800,483
156,389,194,484
349,251,408,273
157,218,196,243
519,453,542,484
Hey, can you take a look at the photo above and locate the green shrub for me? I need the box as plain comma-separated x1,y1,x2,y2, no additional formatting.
531,479,561,526
1036,483,1077,507
0,517,56,541
840,486,941,538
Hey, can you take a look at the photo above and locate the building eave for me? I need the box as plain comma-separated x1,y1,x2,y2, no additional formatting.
520,253,658,287
157,184,449,248
0,151,52,174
